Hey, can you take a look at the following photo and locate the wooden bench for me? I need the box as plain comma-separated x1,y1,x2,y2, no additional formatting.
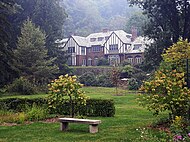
58,118,101,133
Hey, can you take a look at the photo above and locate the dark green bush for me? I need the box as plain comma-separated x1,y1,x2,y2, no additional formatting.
128,78,139,90
0,98,47,112
78,72,97,86
96,74,114,87
6,77,36,95
0,98,115,117
97,58,109,66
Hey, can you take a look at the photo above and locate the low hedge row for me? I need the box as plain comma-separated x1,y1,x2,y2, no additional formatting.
0,98,115,117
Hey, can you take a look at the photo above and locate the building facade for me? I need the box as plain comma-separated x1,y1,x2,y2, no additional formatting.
59,30,150,66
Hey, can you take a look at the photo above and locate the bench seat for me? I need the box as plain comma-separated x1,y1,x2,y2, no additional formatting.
58,118,101,133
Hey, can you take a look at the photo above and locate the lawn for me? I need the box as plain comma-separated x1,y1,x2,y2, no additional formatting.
0,87,167,142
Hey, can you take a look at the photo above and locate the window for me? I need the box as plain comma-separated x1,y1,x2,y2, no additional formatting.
82,59,86,66
109,44,118,51
105,36,109,40
92,45,101,52
94,57,98,66
90,38,96,42
108,55,120,65
127,57,133,64
133,44,142,50
81,47,85,55
88,58,92,66
135,56,142,64
68,47,75,53
98,37,104,41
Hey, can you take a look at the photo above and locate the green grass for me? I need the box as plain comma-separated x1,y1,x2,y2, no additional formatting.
0,87,167,142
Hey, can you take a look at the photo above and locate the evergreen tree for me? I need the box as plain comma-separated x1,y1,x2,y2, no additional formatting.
15,19,58,84
0,0,18,87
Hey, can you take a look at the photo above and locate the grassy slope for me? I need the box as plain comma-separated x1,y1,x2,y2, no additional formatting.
0,87,166,142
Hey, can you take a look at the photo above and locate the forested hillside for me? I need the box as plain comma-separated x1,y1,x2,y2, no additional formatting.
60,0,140,37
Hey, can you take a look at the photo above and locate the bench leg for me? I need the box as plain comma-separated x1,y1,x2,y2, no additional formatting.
89,124,99,133
60,122,69,131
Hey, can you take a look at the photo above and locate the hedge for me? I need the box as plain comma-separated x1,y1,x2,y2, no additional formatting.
0,98,115,117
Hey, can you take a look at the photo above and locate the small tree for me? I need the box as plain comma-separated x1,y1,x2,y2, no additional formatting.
110,67,120,95
48,74,88,118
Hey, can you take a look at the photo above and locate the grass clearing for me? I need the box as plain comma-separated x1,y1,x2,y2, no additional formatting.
0,87,167,141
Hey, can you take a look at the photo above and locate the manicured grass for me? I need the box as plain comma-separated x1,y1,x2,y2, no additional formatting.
0,87,166,142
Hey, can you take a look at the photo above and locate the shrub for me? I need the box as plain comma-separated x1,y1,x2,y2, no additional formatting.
48,74,88,118
78,72,97,86
139,39,190,119
96,74,114,87
97,58,109,66
6,77,36,95
0,98,115,117
25,103,48,121
0,98,47,112
128,78,139,90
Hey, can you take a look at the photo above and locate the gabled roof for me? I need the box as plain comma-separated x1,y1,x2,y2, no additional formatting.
72,36,88,47
113,30,132,44
129,36,152,53
86,31,112,46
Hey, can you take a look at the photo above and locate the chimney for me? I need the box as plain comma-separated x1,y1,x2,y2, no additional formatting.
131,27,138,42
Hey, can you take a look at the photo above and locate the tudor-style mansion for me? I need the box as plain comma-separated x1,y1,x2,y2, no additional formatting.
58,29,150,66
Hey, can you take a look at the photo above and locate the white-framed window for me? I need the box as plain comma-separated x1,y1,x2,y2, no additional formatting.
81,47,85,55
82,59,86,66
105,36,109,40
92,45,101,52
135,56,142,64
94,57,98,66
133,44,142,50
88,58,92,66
98,37,104,41
109,44,118,51
68,47,75,53
90,38,96,42
108,55,120,65
127,57,133,64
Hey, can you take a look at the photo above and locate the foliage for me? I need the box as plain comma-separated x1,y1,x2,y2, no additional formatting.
78,72,97,86
128,0,190,71
133,127,171,142
139,40,190,119
110,67,121,95
14,19,58,84
48,74,88,118
9,0,69,75
125,12,147,36
0,0,19,87
96,74,114,87
25,103,48,121
61,0,139,36
0,97,115,117
97,58,109,66
0,98,47,112
121,65,147,90
128,78,139,90
6,77,36,95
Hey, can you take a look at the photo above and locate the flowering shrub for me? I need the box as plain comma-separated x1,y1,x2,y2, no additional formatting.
139,39,190,119
47,74,89,117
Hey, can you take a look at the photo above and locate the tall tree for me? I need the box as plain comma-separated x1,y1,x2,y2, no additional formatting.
0,0,18,87
9,0,68,74
128,0,190,71
15,19,58,84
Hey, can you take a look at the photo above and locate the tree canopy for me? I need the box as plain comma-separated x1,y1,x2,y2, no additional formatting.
15,19,58,83
0,0,19,87
128,0,190,71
